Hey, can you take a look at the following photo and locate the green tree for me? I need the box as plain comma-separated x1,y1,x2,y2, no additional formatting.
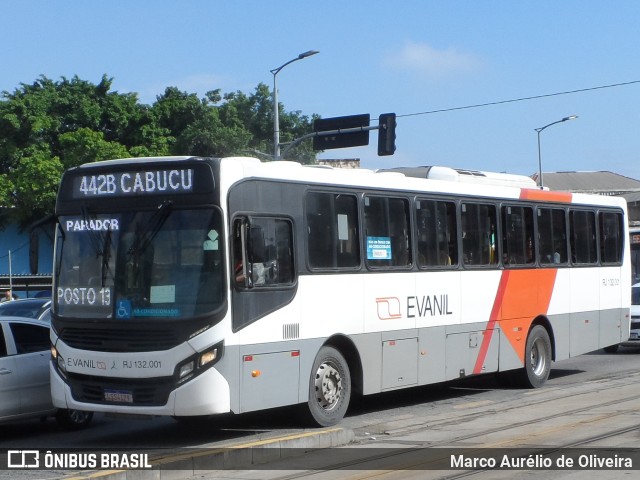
0,75,320,229
221,83,318,163
58,128,130,169
9,147,64,223
175,109,251,157
152,86,254,157
152,87,206,138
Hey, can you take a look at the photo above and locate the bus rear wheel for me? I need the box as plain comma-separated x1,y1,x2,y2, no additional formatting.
521,325,552,388
307,346,351,427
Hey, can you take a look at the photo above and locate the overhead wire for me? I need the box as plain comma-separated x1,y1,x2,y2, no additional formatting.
397,80,640,119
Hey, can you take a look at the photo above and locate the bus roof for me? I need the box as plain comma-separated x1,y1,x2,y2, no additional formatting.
378,166,538,189
67,156,627,209
219,157,625,209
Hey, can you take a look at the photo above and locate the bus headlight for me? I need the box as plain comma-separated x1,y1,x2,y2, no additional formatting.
199,346,218,367
178,361,195,380
175,341,223,385
51,345,67,376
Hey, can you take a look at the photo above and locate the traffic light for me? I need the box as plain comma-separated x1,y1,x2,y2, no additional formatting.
313,114,370,150
377,113,396,156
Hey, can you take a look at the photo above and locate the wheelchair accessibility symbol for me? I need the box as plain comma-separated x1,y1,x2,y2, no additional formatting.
116,300,131,319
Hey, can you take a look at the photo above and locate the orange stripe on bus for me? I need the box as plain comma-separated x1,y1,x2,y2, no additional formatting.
472,271,509,373
473,269,558,373
519,189,573,203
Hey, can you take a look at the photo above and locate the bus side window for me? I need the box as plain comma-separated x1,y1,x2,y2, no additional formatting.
233,217,294,288
305,192,360,269
570,210,597,264
599,211,623,264
364,195,411,268
416,199,457,268
538,208,567,265
461,202,497,266
501,205,534,266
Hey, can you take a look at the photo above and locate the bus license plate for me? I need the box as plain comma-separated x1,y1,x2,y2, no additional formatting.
104,389,133,403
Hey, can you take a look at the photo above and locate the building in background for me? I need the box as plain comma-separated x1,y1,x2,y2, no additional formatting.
0,212,54,298
531,170,640,196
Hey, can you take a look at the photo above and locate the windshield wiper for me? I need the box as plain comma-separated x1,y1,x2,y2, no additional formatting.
80,205,104,258
127,200,173,257
80,205,116,287
100,227,113,287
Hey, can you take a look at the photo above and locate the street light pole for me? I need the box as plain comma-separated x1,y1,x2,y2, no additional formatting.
271,50,319,160
534,115,578,189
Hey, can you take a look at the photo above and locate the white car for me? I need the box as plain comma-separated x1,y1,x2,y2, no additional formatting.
625,282,640,345
0,316,92,428
0,297,52,322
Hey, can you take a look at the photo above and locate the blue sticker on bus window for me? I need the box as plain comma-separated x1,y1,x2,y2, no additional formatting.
116,300,132,319
367,237,392,260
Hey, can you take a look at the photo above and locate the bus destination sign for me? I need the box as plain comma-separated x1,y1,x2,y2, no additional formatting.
72,168,194,198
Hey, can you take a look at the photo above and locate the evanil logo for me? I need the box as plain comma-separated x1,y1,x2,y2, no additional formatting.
376,294,454,320
375,297,402,320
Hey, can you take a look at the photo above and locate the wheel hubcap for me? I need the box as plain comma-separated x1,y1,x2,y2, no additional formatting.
314,361,342,411
530,338,547,377
69,410,89,424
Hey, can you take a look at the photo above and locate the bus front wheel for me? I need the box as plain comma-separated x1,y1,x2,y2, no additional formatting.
521,325,552,388
307,346,351,427
55,409,93,430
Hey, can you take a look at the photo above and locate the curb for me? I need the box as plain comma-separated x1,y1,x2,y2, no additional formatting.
59,427,355,480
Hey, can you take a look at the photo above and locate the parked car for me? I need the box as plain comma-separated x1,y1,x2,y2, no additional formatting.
605,282,640,352
625,282,640,345
0,316,92,429
0,298,51,322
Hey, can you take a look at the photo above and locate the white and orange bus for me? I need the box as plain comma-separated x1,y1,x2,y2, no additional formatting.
49,157,630,426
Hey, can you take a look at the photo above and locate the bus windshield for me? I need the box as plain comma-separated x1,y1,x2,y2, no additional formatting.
54,206,224,319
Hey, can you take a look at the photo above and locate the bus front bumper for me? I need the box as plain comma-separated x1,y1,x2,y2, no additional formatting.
50,363,232,417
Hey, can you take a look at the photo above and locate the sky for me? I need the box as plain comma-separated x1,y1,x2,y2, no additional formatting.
3,1,640,180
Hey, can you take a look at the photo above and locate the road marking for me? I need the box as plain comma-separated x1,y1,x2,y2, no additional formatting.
453,400,494,409
60,427,346,479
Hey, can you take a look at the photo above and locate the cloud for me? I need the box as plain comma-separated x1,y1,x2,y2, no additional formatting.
384,41,483,78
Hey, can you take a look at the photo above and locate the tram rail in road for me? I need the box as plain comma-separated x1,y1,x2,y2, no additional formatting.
5,350,640,479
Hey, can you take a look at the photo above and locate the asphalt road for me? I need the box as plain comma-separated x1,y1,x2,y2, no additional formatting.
1,345,639,479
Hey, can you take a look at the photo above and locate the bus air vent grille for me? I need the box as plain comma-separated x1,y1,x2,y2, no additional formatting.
67,373,173,406
59,327,182,352
283,323,299,340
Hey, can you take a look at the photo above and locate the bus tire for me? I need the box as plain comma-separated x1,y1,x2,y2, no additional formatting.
55,409,93,430
172,415,212,427
521,325,552,388
307,346,351,427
